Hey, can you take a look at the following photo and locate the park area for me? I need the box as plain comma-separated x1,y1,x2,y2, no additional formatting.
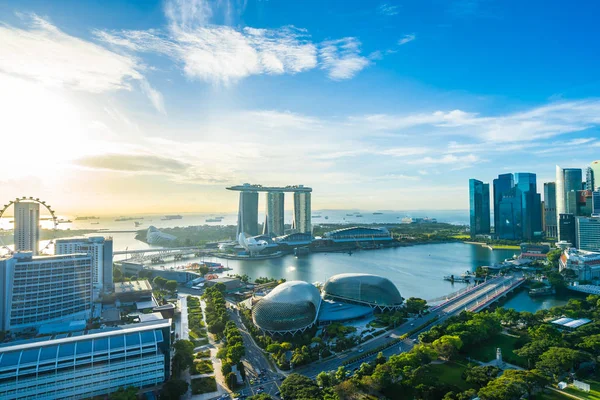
564,379,600,400
462,333,527,367
191,377,217,395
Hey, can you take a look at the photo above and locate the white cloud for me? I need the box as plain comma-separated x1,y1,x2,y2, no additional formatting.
319,38,371,80
398,33,416,45
0,15,165,112
378,4,400,16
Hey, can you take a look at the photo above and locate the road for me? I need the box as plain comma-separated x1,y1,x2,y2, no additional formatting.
296,275,522,378
229,309,284,399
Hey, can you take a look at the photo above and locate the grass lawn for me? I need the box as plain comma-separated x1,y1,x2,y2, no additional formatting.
196,350,211,358
427,360,474,391
564,379,600,400
191,377,217,394
452,235,471,239
462,333,527,367
192,359,214,375
490,244,521,250
531,390,572,400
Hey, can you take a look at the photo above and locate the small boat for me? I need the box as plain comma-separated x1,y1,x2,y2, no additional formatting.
324,216,329,220
373,212,383,215
161,215,182,220
91,222,100,225
134,221,143,227
355,215,363,218
206,218,221,222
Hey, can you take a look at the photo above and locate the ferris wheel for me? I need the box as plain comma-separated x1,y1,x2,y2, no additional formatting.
0,197,59,255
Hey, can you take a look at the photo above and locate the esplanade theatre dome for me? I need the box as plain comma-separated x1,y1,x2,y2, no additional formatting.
252,281,322,334
322,273,403,310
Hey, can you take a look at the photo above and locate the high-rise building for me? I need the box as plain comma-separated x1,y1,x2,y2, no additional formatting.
492,173,514,234
556,166,583,238
593,189,600,216
263,192,285,237
55,236,114,294
544,182,557,238
496,187,522,240
587,166,595,191
236,190,259,237
576,217,600,252
0,319,171,400
469,179,491,237
14,201,40,255
0,252,93,331
515,172,542,240
591,160,600,190
559,213,577,246
293,191,312,234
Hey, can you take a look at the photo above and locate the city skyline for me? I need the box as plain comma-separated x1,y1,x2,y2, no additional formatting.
2,1,600,214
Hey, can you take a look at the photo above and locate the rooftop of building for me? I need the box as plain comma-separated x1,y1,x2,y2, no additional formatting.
226,183,312,192
551,317,591,329
0,319,171,352
114,280,153,294
1,252,91,262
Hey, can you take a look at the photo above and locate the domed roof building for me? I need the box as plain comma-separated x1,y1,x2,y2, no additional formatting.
322,273,403,310
252,281,322,335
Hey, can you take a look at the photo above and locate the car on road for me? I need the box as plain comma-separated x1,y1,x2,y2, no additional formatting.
358,348,364,353
410,323,415,326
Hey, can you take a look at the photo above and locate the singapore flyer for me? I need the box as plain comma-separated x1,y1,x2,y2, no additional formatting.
0,196,59,255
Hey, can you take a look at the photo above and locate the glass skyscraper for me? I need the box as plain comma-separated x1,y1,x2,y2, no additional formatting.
237,191,259,236
469,179,491,237
559,213,576,246
556,166,583,238
514,173,542,240
497,187,523,240
544,182,557,238
264,192,285,237
576,217,600,252
493,173,514,235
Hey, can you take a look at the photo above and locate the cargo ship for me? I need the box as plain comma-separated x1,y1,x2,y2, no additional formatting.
161,215,183,220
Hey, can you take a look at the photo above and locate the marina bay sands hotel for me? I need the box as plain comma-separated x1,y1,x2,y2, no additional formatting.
227,184,312,237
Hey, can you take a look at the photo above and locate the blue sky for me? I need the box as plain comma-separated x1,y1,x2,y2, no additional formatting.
1,0,599,214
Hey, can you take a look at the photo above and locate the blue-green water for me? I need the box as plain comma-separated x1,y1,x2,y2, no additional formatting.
501,290,568,313
203,242,518,301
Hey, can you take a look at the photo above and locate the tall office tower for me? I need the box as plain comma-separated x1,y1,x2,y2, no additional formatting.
556,166,583,238
236,191,259,237
578,190,593,216
559,213,577,246
515,173,542,240
566,190,578,215
544,182,557,238
493,173,514,235
0,319,171,400
293,191,312,234
587,167,595,191
496,187,523,240
55,236,114,294
591,161,600,190
0,252,93,331
14,201,40,255
593,189,600,216
576,217,600,252
469,179,491,237
263,192,285,237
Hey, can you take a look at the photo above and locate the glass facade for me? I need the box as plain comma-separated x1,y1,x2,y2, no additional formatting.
324,227,391,242
264,192,285,237
0,321,170,400
237,191,259,236
559,213,576,246
469,179,491,237
493,173,514,235
515,173,542,240
0,254,92,331
496,187,522,240
576,217,600,252
293,192,311,234
252,281,321,333
544,182,557,238
593,190,600,216
322,273,403,309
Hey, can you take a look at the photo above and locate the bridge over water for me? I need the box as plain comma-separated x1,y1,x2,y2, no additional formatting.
113,246,213,263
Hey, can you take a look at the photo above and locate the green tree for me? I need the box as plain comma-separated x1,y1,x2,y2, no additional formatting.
215,282,226,293
198,264,209,276
463,365,500,388
547,249,562,267
165,280,178,292
280,373,322,400
405,297,428,314
227,343,246,364
335,366,347,382
226,371,238,389
316,371,334,388
160,378,188,400
267,343,282,354
578,333,600,354
536,347,590,381
432,335,463,360
248,394,273,400
153,276,168,289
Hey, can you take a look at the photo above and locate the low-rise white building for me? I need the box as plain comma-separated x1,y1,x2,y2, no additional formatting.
559,248,600,281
